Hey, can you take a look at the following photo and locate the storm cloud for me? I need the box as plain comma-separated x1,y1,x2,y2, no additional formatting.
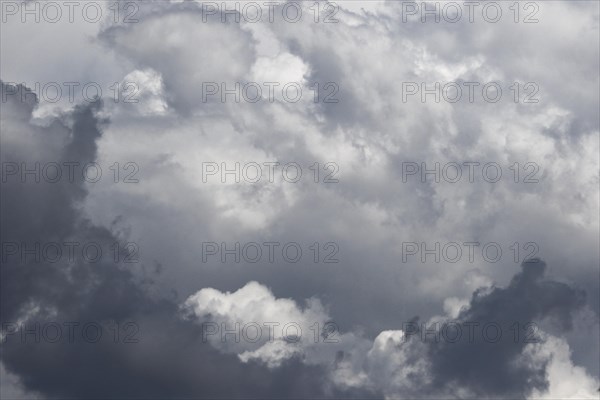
1,1,598,398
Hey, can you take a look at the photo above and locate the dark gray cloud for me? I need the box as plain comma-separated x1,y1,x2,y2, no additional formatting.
0,82,343,399
413,260,587,398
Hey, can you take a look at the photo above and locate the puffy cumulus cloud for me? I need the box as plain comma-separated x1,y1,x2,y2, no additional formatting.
118,68,169,116
526,335,600,400
182,281,409,393
99,3,256,115
362,261,598,399
250,52,311,87
183,281,371,369
420,260,586,397
182,261,597,399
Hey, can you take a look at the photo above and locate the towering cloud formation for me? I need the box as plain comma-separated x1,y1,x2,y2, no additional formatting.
1,0,598,398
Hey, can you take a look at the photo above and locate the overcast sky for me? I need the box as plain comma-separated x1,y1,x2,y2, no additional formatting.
1,1,599,399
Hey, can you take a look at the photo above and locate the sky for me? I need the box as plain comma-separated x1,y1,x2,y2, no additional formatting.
0,1,599,399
